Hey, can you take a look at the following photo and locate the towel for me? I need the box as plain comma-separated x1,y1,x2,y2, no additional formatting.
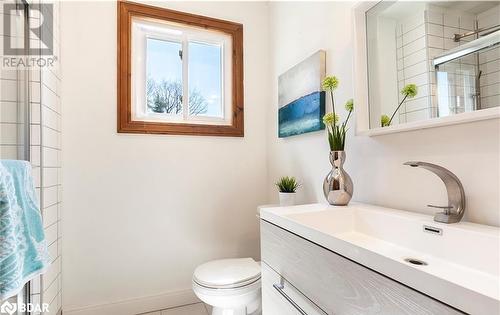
0,160,50,300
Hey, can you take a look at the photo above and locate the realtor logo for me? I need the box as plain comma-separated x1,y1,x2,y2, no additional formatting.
0,301,49,314
0,301,16,315
2,3,54,56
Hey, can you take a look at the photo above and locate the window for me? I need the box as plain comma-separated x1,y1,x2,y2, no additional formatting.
118,1,244,136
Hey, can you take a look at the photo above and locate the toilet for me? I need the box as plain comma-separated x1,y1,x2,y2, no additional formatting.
192,258,261,315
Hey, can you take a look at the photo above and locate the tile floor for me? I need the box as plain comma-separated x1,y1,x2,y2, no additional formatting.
140,303,210,315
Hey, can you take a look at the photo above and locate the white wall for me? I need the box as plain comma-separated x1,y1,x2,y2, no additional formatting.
60,1,269,313
267,2,500,227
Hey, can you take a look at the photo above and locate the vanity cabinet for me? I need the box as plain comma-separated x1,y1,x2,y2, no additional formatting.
260,220,465,315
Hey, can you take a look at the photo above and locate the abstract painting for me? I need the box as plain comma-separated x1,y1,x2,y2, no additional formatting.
278,50,326,138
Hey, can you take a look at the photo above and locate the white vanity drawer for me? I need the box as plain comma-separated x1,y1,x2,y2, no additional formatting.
261,220,465,315
262,261,328,315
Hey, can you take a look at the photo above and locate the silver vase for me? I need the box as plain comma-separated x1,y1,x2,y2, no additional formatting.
323,151,353,206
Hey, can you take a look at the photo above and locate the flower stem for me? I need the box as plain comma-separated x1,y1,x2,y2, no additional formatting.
388,94,408,126
330,90,336,118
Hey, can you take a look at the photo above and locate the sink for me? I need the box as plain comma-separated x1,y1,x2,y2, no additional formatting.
259,202,500,315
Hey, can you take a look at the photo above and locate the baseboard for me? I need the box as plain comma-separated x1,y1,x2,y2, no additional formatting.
63,288,199,315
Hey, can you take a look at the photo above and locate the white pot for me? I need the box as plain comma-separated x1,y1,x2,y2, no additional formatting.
279,192,296,206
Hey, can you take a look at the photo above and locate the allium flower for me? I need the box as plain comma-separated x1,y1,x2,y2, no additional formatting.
401,84,418,98
323,112,339,126
345,99,354,112
381,114,390,127
322,76,339,91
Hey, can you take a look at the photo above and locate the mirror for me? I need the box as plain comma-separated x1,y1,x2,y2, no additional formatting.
365,1,499,130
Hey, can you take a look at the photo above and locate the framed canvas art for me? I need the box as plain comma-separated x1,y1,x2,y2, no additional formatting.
278,50,326,138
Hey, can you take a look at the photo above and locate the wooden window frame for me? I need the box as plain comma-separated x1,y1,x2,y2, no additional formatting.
117,1,244,136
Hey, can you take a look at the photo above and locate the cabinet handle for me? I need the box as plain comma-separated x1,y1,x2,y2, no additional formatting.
273,283,308,315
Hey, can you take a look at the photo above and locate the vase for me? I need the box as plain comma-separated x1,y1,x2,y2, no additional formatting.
279,192,296,206
323,151,353,206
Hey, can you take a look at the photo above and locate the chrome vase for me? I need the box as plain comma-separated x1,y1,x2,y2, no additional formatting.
323,151,353,206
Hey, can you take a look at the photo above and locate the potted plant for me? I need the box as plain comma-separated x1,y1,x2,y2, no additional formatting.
321,75,354,206
276,176,300,206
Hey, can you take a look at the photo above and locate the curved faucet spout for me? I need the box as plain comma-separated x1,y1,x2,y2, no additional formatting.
404,161,466,224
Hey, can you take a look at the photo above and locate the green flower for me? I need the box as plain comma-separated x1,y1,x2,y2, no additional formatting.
322,76,339,91
345,99,354,112
323,112,339,126
381,114,390,127
401,84,418,98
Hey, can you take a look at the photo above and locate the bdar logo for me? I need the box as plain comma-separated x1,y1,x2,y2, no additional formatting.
0,301,17,315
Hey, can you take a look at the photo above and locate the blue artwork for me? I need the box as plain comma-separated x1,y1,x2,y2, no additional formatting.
278,50,326,138
278,91,325,137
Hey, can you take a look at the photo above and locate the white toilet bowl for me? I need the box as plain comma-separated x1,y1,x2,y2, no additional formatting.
192,258,261,315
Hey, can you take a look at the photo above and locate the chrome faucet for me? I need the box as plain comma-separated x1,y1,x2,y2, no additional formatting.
404,161,466,224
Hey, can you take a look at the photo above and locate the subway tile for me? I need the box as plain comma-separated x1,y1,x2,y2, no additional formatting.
426,11,443,25
42,105,61,131
459,15,475,31
444,38,459,50
43,167,58,187
479,48,500,65
481,84,500,98
31,82,41,103
30,277,41,294
43,186,58,208
1,79,17,102
482,59,500,74
404,96,431,112
402,13,424,34
42,147,60,167
31,124,41,146
403,36,426,56
47,241,58,263
481,71,500,86
0,123,18,145
31,102,41,124
404,49,427,67
44,223,58,246
406,108,431,122
403,24,425,46
427,35,443,49
428,47,444,59
31,145,41,166
481,94,500,109
404,60,428,80
42,257,61,292
32,166,41,188
43,204,58,228
42,274,59,305
42,126,60,149
444,13,459,28
0,101,17,123
426,23,443,37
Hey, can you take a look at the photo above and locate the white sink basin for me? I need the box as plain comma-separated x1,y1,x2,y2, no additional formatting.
260,202,500,315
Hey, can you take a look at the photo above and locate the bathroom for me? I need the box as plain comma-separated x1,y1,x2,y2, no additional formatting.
0,1,498,315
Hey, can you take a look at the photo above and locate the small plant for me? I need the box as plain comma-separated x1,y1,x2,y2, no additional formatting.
276,176,300,193
322,75,354,151
381,84,418,127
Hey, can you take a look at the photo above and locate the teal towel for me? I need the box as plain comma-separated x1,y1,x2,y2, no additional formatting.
0,160,50,300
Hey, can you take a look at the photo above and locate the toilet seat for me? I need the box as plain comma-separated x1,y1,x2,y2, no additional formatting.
193,258,261,289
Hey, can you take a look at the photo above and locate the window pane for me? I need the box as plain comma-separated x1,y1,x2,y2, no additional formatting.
188,42,223,118
146,38,183,115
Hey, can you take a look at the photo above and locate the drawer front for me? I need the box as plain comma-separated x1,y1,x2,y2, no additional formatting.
261,220,464,315
262,261,328,315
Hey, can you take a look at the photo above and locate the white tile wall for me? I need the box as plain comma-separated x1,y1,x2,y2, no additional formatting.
395,11,432,124
0,1,62,314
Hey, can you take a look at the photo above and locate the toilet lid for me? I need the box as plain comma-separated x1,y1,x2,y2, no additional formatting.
193,258,261,289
